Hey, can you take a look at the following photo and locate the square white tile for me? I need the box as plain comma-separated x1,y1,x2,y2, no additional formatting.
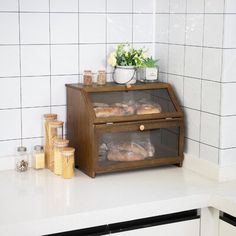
133,0,154,13
0,140,21,157
184,46,202,78
22,107,50,138
80,44,105,74
51,75,78,106
50,0,78,12
156,0,170,13
220,148,236,166
221,83,236,116
184,108,200,141
200,112,220,147
168,44,185,75
21,45,50,76
20,13,49,44
0,13,19,44
79,14,105,43
50,13,78,44
0,77,20,109
158,72,168,83
203,14,224,48
223,15,236,48
133,14,154,43
51,45,78,75
169,0,186,13
201,80,221,115
155,14,169,43
220,116,236,148
0,109,21,140
21,76,50,107
0,0,18,11
19,0,49,12
169,14,185,44
184,77,201,110
186,0,204,13
168,74,184,105
225,0,236,13
133,43,154,57
0,46,20,77
222,49,236,82
185,138,200,158
155,43,169,73
199,143,219,164
107,0,132,13
79,0,105,12
107,14,132,43
185,14,204,46
202,48,222,82
205,0,224,13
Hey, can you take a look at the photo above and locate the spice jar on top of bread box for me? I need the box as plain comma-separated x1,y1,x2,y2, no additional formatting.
32,145,45,170
53,138,69,175
96,70,106,85
61,147,75,179
83,70,93,86
47,121,64,171
43,114,57,168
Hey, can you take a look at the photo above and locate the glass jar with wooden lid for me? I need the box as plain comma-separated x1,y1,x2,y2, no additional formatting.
96,70,106,85
43,114,57,168
53,138,69,175
47,120,64,171
61,147,75,179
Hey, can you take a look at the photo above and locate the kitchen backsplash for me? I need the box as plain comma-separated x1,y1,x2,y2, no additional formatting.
0,0,235,170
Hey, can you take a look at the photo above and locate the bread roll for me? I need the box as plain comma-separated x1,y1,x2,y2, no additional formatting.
136,104,161,115
116,142,148,157
107,150,146,162
94,106,125,117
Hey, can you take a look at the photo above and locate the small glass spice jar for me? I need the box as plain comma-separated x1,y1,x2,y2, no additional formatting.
16,146,29,172
96,70,106,85
61,147,75,179
32,145,45,170
53,138,69,175
83,70,93,86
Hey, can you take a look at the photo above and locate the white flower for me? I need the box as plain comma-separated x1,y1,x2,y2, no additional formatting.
107,52,117,67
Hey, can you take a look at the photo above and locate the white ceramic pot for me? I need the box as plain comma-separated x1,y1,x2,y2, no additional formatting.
113,66,137,84
145,67,158,81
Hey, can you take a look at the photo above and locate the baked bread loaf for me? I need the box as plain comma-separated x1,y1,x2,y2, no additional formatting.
115,142,148,157
136,104,161,115
107,150,146,162
94,106,125,117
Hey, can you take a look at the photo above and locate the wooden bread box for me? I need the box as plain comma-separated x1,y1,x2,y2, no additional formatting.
66,82,184,178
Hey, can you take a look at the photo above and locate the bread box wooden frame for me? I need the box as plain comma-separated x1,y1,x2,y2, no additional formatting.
66,82,184,178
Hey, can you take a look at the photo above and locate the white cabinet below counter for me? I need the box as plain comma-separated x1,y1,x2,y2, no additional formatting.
219,213,236,236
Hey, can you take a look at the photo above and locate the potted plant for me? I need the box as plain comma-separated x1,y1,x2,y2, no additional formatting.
107,44,146,84
137,57,159,82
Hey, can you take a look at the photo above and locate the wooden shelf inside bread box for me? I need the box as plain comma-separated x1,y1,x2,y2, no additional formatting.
66,82,184,177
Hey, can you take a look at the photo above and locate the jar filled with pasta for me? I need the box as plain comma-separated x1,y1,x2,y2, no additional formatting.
53,138,69,175
61,147,75,179
47,120,64,171
43,114,57,169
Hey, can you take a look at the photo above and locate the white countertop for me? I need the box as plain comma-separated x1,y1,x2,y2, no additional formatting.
0,166,236,236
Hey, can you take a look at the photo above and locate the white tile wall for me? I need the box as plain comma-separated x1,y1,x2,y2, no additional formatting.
0,0,18,11
155,14,169,43
223,15,236,48
107,0,132,13
186,0,204,13
169,14,185,44
221,83,236,116
133,0,154,13
79,0,105,13
50,0,78,12
222,49,236,82
20,0,49,12
168,45,185,75
205,0,225,13
200,143,219,164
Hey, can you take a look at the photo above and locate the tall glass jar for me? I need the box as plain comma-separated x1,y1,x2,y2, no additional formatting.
61,147,75,179
43,114,57,169
16,146,29,172
53,138,69,175
32,145,45,170
47,121,64,171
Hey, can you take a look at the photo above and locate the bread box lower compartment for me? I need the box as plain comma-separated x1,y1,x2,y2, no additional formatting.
94,120,184,175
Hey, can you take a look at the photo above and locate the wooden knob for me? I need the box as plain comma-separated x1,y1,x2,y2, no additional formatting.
126,84,131,89
139,125,145,131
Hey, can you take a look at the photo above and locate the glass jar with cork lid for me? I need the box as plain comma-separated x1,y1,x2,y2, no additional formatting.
61,147,75,179
96,70,106,85
16,146,29,172
53,138,69,175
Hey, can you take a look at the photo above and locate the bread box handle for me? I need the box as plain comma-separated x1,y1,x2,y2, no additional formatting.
139,125,145,131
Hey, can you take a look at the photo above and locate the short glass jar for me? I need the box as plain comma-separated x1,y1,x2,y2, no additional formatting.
83,70,93,86
32,145,45,170
16,146,29,172
96,70,106,85
61,147,75,179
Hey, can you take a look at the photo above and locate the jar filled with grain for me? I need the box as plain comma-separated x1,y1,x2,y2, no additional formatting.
61,147,75,179
32,145,45,170
96,70,106,85
83,70,93,86
16,146,29,172
47,121,64,171
43,114,57,169
53,138,69,175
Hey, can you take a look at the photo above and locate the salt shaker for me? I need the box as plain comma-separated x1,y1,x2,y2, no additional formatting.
32,145,45,170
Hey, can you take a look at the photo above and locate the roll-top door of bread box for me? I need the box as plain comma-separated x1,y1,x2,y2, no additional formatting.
94,119,184,174
74,82,183,124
